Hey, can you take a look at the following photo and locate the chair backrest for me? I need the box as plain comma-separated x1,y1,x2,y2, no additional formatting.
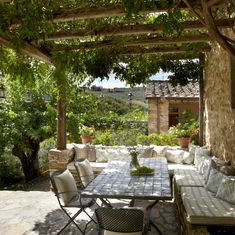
95,207,144,235
50,169,78,206
74,159,95,187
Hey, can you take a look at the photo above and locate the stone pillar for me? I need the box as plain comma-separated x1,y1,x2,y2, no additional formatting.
48,144,74,173
48,144,81,186
148,98,158,134
159,100,169,133
148,98,169,134
204,30,235,164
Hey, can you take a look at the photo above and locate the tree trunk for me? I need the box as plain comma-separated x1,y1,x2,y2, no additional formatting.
12,137,41,182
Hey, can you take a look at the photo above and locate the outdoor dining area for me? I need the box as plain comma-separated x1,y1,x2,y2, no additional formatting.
1,1,235,235
50,156,172,235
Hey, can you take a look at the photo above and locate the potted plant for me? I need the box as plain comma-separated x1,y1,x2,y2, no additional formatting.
170,122,198,148
80,125,95,144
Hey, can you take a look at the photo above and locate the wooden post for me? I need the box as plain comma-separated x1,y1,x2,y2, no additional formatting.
199,54,204,146
55,66,67,150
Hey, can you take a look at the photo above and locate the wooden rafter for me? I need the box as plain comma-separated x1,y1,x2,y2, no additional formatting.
42,19,234,41
118,45,211,56
50,0,227,23
49,34,210,52
184,0,235,59
52,2,192,23
0,36,53,64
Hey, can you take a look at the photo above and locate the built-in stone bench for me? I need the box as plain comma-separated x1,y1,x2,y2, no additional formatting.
49,143,195,187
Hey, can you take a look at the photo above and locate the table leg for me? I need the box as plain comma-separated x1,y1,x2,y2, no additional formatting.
129,199,135,207
100,198,112,207
144,200,162,235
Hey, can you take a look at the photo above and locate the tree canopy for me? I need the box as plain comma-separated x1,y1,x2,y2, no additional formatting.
0,0,234,85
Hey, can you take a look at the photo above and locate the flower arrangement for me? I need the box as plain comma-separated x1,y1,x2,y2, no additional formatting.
79,125,95,137
129,147,140,168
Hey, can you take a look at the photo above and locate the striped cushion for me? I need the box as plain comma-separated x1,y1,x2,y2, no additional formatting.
174,169,204,189
181,187,235,225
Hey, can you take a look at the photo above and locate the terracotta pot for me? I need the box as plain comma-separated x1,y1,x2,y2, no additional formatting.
177,137,191,148
81,135,92,144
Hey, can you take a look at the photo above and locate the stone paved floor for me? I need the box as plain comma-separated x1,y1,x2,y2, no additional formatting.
0,190,180,235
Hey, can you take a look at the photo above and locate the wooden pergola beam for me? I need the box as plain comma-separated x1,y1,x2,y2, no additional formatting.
50,0,227,23
50,34,210,51
43,18,234,41
52,1,193,23
0,36,53,64
119,45,211,56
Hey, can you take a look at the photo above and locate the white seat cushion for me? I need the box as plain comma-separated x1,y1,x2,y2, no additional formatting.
75,159,94,187
181,186,235,225
168,163,195,176
174,169,204,189
53,169,78,206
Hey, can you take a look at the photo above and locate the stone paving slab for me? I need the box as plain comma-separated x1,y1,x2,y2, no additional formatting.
0,191,180,235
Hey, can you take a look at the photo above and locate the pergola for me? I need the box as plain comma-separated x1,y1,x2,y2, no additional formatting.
0,0,234,150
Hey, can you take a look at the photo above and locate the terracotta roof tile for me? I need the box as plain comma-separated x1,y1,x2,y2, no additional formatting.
146,80,199,99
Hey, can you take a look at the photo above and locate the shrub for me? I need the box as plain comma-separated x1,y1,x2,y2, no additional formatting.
0,150,24,189
92,131,114,146
93,130,177,146
38,137,56,173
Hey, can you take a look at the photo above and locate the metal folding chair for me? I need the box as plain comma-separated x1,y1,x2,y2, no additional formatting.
50,169,97,234
95,207,147,235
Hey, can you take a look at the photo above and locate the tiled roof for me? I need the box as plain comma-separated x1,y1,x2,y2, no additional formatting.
146,80,199,99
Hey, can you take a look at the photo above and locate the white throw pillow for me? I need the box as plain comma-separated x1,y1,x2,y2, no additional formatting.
137,146,154,158
165,149,184,164
194,146,210,169
75,159,94,187
118,147,130,158
73,143,96,162
183,151,194,164
53,169,78,205
216,176,235,204
198,156,211,176
206,167,224,193
96,148,109,162
151,145,168,157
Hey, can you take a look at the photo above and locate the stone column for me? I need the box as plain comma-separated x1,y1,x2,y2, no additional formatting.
148,98,169,134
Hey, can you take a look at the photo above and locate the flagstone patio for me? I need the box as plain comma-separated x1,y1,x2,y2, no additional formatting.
0,182,180,235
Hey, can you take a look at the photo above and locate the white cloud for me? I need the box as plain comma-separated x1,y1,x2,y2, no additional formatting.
91,70,171,88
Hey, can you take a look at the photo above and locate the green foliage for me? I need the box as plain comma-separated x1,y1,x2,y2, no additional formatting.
169,111,199,140
130,166,154,175
93,129,177,146
162,60,201,86
92,131,114,146
0,150,24,189
38,137,56,172
0,1,204,87
79,125,95,137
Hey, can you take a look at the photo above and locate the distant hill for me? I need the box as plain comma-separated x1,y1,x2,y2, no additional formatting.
91,86,147,108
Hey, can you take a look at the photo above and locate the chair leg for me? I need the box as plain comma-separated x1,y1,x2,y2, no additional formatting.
58,208,84,235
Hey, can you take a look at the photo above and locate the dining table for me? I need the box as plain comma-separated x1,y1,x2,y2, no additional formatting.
81,157,172,234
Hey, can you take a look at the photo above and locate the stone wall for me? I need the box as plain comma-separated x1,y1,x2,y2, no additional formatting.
204,36,235,165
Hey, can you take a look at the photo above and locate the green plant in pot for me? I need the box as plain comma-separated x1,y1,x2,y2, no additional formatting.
80,125,95,144
170,122,198,148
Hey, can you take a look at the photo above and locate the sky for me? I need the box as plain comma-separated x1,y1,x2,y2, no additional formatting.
91,70,171,88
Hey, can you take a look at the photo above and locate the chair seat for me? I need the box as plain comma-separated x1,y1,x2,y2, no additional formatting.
66,194,95,207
